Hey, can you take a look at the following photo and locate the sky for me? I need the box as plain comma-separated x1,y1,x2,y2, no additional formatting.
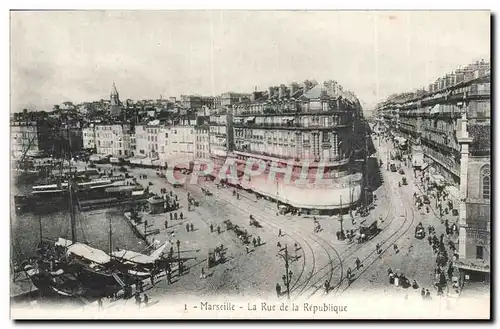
10,10,490,113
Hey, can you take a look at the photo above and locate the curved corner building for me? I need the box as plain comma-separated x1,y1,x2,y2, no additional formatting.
229,80,365,215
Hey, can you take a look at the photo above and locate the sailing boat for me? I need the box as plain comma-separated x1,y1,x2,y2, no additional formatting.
24,178,131,298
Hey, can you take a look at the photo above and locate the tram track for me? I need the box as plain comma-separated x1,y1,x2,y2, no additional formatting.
197,182,317,298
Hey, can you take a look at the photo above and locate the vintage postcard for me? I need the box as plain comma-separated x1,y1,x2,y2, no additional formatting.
9,10,491,320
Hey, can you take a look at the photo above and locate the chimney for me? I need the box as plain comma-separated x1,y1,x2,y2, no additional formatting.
279,84,286,98
303,80,311,92
289,82,298,97
268,86,274,99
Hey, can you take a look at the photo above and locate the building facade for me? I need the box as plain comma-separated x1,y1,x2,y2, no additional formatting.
209,110,233,168
11,120,47,159
95,123,132,157
82,126,96,151
378,61,490,188
376,60,491,284
195,124,210,160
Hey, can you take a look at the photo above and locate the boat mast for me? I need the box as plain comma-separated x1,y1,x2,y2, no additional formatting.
69,178,77,243
108,215,112,255
64,122,77,244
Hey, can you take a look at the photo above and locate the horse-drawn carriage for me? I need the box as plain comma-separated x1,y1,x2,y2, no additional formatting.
357,221,380,243
414,223,425,239
233,225,250,244
249,215,262,228
188,196,199,207
224,220,233,231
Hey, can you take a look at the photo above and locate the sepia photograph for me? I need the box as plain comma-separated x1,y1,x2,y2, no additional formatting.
9,10,491,320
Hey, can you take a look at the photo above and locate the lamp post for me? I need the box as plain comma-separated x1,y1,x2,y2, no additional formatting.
277,245,293,300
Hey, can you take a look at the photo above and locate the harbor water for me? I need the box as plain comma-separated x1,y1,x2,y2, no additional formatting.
11,180,145,263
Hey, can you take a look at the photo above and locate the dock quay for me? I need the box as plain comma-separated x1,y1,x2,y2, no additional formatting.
77,197,148,212
123,211,179,246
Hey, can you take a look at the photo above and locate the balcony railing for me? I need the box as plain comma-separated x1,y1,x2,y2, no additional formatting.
233,121,350,130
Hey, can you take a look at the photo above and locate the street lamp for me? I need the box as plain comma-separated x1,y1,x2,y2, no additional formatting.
277,245,292,300
176,239,181,275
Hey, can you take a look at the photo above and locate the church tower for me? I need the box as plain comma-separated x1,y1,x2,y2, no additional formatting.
110,82,122,115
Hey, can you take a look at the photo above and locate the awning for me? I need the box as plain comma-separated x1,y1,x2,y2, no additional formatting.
129,157,153,166
112,249,155,265
454,259,490,273
66,242,111,264
89,154,107,161
430,174,446,186
246,116,256,122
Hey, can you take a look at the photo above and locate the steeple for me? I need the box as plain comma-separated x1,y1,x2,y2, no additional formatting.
109,82,122,115
110,82,120,106
111,82,119,96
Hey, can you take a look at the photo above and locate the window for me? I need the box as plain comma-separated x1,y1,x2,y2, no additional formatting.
481,165,490,199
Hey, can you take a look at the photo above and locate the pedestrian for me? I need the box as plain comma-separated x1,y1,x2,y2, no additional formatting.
190,223,194,232
164,220,168,229
393,244,399,253
278,229,282,237
276,283,281,297
257,236,261,246
180,212,184,220
277,242,281,249
144,294,149,306
200,267,206,279
135,292,141,307
150,272,155,286
252,237,257,247
325,280,330,293
294,242,299,251
210,223,214,233
421,288,426,299
376,243,381,254
166,270,172,284
98,298,103,311
186,223,190,232
426,289,431,300
217,225,221,234
347,267,353,284
246,246,250,254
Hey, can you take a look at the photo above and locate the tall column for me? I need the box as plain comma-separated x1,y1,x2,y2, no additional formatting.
457,104,473,260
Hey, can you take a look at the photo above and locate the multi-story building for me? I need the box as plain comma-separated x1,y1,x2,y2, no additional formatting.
160,121,196,168
10,118,80,159
377,60,491,285
379,60,490,187
220,92,251,108
82,125,96,151
180,95,203,110
229,80,364,215
195,124,210,160
455,112,490,284
94,123,132,157
10,120,49,159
